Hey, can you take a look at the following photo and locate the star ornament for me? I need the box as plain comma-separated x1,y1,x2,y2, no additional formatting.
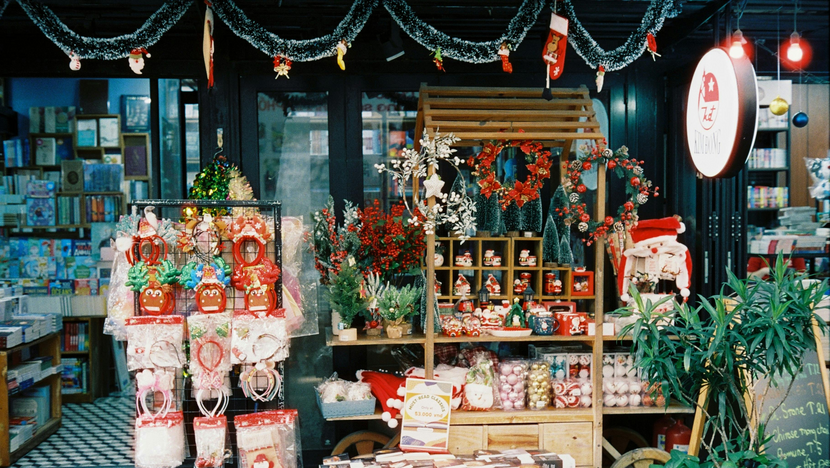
423,174,445,199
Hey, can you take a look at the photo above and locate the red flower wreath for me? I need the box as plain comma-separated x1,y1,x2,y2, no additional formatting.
467,133,553,209
558,143,659,246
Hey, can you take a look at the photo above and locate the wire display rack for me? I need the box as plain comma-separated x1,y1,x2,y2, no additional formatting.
130,199,287,467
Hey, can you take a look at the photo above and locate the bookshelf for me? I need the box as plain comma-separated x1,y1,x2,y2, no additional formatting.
60,316,110,403
0,332,62,466
746,106,790,223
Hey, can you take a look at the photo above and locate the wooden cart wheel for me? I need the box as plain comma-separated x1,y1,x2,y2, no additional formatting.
609,448,671,468
331,430,391,456
602,427,650,466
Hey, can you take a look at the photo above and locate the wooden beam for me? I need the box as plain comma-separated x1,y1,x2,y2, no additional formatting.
422,86,589,98
429,121,601,130
424,97,594,110
451,131,606,141
426,109,596,121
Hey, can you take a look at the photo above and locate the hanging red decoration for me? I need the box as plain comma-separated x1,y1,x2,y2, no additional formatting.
646,33,661,60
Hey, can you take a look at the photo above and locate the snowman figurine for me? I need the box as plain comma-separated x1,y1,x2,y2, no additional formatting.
618,216,692,303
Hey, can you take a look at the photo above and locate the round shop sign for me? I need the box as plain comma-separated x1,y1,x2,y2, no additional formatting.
685,47,758,178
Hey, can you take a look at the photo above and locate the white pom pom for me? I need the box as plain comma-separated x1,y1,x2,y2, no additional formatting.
680,288,690,298
388,418,399,429
397,386,406,397
386,398,396,407
393,399,404,409
382,411,391,422
621,293,630,302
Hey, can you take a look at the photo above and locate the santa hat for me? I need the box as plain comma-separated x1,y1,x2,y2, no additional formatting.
357,370,405,428
130,48,150,59
253,454,272,468
630,216,685,245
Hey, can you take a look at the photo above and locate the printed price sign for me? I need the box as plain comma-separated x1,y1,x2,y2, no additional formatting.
399,378,453,453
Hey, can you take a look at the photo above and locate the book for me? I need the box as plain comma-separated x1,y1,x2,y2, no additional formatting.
98,117,119,147
26,180,56,198
124,145,148,176
34,138,57,165
55,137,74,161
76,119,97,147
25,198,55,226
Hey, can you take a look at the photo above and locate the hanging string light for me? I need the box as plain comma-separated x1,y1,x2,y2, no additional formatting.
786,0,803,63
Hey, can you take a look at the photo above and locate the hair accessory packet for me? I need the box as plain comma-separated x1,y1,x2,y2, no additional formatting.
136,368,175,418
230,309,289,365
461,352,503,411
181,259,232,314
234,409,301,468
194,415,232,468
135,411,185,468
189,312,233,415
126,316,186,371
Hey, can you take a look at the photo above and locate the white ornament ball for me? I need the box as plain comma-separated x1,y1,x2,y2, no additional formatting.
499,375,508,383
554,369,566,380
603,393,616,407
616,394,629,407
580,382,593,396
536,400,547,409
579,222,588,232
579,368,590,379
602,365,615,378
617,382,630,395
629,394,642,406
580,395,593,407
603,381,616,394
629,382,642,394
514,401,525,410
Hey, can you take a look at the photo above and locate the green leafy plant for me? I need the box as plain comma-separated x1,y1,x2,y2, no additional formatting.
617,254,827,468
376,284,422,324
325,259,369,328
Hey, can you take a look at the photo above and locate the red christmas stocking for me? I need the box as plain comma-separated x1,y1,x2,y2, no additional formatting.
542,13,569,80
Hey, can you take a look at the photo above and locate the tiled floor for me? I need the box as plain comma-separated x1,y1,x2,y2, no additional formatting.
12,396,134,468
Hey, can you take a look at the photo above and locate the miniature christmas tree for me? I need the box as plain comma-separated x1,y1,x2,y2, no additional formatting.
325,260,369,329
475,192,502,234
559,234,574,266
503,198,524,232
552,185,570,240
542,212,560,265
521,194,543,233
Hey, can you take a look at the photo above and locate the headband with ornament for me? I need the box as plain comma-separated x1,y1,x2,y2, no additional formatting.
181,260,232,314
178,213,227,258
229,214,273,266
127,261,180,315
231,259,281,315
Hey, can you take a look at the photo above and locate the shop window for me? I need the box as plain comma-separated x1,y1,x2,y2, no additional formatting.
361,92,419,211
257,91,329,217
157,79,199,199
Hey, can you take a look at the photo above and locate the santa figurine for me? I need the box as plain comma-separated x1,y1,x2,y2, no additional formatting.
618,216,692,303
129,48,151,74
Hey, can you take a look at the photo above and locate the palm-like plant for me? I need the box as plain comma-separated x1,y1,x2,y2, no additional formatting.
618,254,827,468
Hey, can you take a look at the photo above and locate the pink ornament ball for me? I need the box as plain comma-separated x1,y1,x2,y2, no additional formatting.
514,400,525,410
499,375,508,383
507,374,519,385
508,391,519,402
500,363,513,376
501,383,513,393
502,399,514,410
513,382,524,393
500,392,510,402
513,365,525,375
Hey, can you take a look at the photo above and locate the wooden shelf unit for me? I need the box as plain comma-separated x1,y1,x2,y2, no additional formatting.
60,316,109,403
0,332,62,467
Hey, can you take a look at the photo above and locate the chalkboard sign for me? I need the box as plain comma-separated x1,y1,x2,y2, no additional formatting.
758,347,830,467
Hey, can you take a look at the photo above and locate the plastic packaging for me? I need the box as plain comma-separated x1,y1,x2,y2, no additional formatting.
462,353,501,411
527,360,551,410
316,373,372,403
194,415,230,468
552,379,591,408
230,311,289,365
234,410,301,468
104,250,135,340
125,316,186,371
135,412,185,468
188,312,233,376
281,216,319,338
498,358,528,411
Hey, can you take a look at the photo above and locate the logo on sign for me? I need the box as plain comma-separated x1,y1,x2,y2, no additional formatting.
698,71,719,130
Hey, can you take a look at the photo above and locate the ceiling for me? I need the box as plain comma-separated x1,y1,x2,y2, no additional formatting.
0,0,827,79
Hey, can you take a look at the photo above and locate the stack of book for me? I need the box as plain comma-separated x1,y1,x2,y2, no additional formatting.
60,357,88,394
61,321,89,352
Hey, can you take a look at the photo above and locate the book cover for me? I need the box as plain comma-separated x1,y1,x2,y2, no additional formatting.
44,107,56,133
25,180,56,198
54,107,76,133
124,145,148,176
76,119,97,147
55,137,74,161
20,257,56,279
98,118,119,147
25,198,55,226
72,240,91,257
90,223,115,261
34,138,57,166
29,107,42,133
74,279,99,295
102,151,122,164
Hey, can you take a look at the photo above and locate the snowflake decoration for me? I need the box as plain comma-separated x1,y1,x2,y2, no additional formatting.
578,222,588,232
637,193,648,204
374,131,476,242
569,193,580,203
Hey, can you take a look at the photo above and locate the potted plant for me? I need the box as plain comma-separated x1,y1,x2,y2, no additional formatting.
325,259,369,341
377,283,421,338
617,254,827,468
363,272,384,336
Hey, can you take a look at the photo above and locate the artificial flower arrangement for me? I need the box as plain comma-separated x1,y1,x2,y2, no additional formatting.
375,283,422,338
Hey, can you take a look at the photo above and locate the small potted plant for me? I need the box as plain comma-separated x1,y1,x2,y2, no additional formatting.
363,272,384,336
325,259,369,341
617,254,827,468
377,284,421,338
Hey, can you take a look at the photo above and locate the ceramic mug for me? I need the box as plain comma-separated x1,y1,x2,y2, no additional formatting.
533,316,559,336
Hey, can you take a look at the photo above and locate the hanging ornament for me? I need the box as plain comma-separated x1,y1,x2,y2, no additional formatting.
273,55,292,79
646,33,660,60
499,42,513,74
542,12,569,99
336,40,350,70
203,3,215,88
596,65,606,92
432,47,445,72
769,96,789,116
128,48,151,75
68,51,81,70
792,111,809,128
